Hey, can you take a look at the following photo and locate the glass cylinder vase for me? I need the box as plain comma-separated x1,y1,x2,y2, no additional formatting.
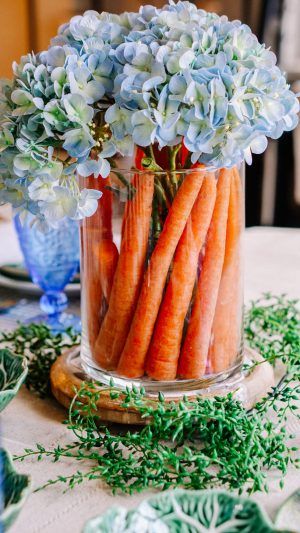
79,163,244,393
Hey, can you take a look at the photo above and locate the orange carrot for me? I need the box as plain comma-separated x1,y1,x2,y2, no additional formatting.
146,174,217,381
121,173,138,238
79,175,115,349
117,169,205,378
83,175,114,240
80,225,103,349
92,239,119,302
209,167,243,373
120,149,144,236
178,168,232,379
93,172,155,370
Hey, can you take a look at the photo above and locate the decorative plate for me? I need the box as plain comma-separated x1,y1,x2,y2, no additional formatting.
0,349,28,412
0,263,80,284
0,264,34,282
0,272,80,295
276,489,300,533
0,448,31,531
83,489,291,533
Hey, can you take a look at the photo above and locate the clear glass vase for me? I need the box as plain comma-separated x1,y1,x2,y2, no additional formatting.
79,162,244,393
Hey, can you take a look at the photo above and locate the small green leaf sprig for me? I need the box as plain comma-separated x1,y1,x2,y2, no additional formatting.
13,294,300,496
245,293,300,374
245,294,300,422
0,323,80,398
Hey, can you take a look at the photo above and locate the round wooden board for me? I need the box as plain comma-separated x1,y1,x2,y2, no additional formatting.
50,347,275,425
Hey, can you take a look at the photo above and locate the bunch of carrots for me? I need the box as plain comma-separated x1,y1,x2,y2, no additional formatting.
81,147,243,381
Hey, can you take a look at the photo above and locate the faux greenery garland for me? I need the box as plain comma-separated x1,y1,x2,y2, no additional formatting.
1,294,299,495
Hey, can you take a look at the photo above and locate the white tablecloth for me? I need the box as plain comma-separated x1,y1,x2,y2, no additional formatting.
1,223,300,533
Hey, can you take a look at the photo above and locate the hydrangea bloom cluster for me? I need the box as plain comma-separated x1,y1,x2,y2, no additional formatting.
0,1,298,223
106,1,299,167
0,11,132,223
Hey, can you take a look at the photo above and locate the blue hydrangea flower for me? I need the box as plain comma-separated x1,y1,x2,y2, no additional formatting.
62,127,95,159
74,188,102,218
68,65,105,104
77,157,110,178
132,110,156,147
39,186,77,222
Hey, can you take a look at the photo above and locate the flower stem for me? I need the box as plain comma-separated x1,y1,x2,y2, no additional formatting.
154,178,170,208
169,145,181,193
109,159,135,196
141,157,163,172
169,144,181,171
141,145,163,172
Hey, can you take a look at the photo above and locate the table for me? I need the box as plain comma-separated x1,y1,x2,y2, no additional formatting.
1,223,300,533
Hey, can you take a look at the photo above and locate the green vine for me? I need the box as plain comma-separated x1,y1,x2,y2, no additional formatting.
10,294,300,496
0,324,80,398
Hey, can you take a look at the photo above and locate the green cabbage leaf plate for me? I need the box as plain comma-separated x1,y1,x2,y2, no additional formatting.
84,489,294,533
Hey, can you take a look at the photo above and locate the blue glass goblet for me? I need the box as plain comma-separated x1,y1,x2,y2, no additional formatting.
14,213,81,333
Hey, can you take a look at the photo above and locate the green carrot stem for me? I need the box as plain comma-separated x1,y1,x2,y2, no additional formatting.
152,197,162,242
154,178,169,209
169,144,181,171
149,144,157,162
168,145,181,194
142,145,162,169
109,159,136,195
169,170,178,193
141,157,163,172
163,174,176,202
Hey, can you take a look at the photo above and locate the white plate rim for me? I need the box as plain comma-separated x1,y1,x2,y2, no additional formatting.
0,272,80,295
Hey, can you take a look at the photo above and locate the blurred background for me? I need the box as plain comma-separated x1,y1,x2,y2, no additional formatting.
0,0,299,228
